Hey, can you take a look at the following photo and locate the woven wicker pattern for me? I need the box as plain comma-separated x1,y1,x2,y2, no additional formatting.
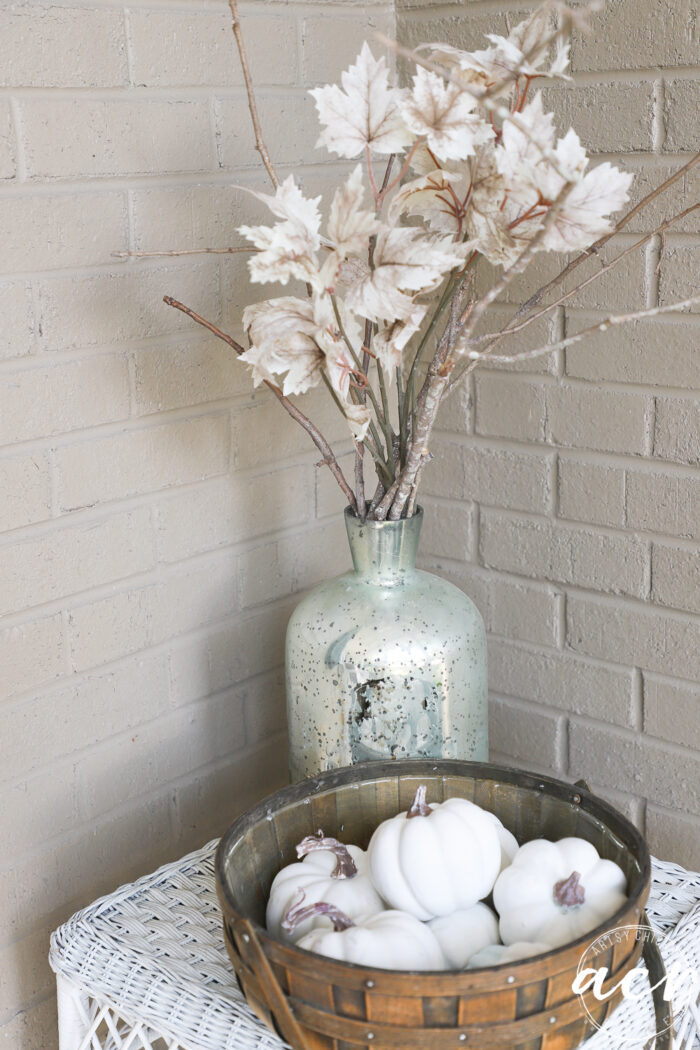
50,840,700,1050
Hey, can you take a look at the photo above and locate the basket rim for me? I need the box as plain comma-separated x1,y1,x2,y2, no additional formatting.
215,758,651,982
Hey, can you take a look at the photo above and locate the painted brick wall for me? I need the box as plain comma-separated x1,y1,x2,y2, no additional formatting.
396,1,700,865
0,2,393,1046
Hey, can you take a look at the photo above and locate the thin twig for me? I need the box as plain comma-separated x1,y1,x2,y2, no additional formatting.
163,296,357,511
467,296,700,365
228,0,279,190
113,247,257,259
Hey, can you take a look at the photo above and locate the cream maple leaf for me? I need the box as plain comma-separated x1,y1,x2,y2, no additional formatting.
388,169,467,236
372,305,427,372
400,67,493,161
341,226,469,323
544,158,633,252
309,43,414,158
241,297,325,395
327,164,381,260
238,175,323,286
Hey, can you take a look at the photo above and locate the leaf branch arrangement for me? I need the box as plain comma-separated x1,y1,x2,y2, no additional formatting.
125,0,699,522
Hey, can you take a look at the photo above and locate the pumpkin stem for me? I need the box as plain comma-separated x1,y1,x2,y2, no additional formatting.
407,784,432,819
296,831,358,879
281,890,355,934
553,870,586,908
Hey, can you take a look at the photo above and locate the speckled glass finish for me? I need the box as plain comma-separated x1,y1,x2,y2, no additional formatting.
285,506,488,781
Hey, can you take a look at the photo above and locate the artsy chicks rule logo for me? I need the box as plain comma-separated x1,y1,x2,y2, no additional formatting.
573,924,700,1045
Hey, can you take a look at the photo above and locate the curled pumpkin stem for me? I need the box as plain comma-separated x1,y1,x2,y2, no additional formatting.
553,870,586,908
407,784,432,819
282,890,355,934
296,831,358,879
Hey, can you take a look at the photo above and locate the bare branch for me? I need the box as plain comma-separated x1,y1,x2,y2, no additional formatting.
113,247,257,259
228,0,280,190
163,296,357,511
468,296,700,366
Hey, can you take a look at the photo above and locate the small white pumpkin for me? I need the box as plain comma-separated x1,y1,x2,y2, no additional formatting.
428,903,500,969
486,812,519,874
266,832,384,943
493,837,628,949
367,785,502,920
288,897,447,971
467,941,550,969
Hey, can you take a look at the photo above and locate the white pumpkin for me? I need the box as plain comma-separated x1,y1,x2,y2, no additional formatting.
428,903,500,969
266,833,384,943
291,899,447,971
486,813,519,874
493,837,628,949
468,941,550,969
367,785,502,920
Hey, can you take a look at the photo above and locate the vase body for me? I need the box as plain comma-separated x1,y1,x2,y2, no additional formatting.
285,507,488,782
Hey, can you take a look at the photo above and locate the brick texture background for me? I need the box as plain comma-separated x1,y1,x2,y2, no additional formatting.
0,1,697,1046
0,2,392,1045
396,0,700,866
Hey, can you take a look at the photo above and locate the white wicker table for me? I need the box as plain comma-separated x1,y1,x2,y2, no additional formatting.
50,839,700,1050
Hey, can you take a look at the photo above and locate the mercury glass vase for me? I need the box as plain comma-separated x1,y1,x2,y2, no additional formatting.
285,506,488,782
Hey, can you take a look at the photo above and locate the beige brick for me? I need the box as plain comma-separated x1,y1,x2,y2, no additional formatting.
398,11,523,53
238,517,349,608
489,639,635,725
36,259,220,350
646,806,700,870
0,763,76,855
0,929,54,1026
417,558,490,620
611,159,700,235
168,635,211,708
546,384,649,455
302,12,395,83
567,594,700,680
0,192,128,274
644,673,700,751
0,998,57,1050
434,379,472,434
231,385,348,469
0,507,155,617
562,247,646,313
651,542,700,615
0,354,131,446
316,452,355,518
133,336,250,415
664,78,700,153
571,0,697,71
0,101,16,180
489,696,565,773
0,6,127,87
626,467,700,540
653,395,700,466
481,510,648,598
0,281,34,359
155,466,310,562
68,553,239,671
1,614,66,701
565,316,700,388
540,82,654,153
129,10,297,87
425,437,554,514
569,720,700,816
419,497,474,561
558,457,626,528
489,577,561,648
56,414,229,511
216,91,320,170
20,97,214,179
474,374,546,443
243,668,287,746
1,654,169,783
0,452,52,532
130,183,251,252
658,244,700,313
208,601,295,692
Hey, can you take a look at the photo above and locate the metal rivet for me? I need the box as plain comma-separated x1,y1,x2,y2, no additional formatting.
365,980,375,989
242,934,250,943
507,975,515,984
459,1035,467,1042
549,1016,557,1024
572,793,581,804
367,1033,374,1040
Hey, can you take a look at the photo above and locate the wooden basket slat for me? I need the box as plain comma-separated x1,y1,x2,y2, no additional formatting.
216,760,652,1050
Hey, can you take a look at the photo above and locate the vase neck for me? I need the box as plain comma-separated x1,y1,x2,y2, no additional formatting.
344,507,423,585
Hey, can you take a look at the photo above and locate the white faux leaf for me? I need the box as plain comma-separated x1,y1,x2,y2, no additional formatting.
388,169,466,235
342,401,372,441
238,175,323,286
243,175,322,247
310,43,414,158
496,93,556,209
241,297,324,395
544,161,633,252
327,164,381,258
400,67,493,161
342,226,469,323
372,304,427,372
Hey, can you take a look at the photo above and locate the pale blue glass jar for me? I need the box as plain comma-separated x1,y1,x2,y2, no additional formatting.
285,506,488,781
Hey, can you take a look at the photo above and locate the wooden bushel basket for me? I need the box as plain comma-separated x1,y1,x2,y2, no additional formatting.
216,760,669,1050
